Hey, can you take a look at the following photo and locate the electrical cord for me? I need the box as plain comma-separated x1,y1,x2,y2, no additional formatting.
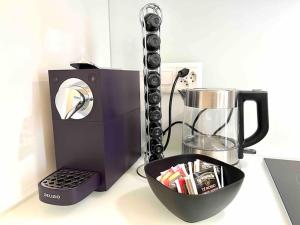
163,121,205,136
137,101,232,179
162,121,183,135
136,66,233,178
137,109,234,179
163,108,234,139
163,76,179,150
163,68,190,151
191,109,207,135
136,69,189,179
212,108,234,135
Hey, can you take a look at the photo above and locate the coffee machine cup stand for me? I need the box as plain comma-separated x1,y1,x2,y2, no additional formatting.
38,63,141,205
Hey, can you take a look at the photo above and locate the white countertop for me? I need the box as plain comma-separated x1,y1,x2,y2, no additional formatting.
0,154,292,225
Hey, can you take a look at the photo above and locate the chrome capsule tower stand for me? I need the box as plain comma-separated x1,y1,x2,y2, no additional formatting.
140,3,164,163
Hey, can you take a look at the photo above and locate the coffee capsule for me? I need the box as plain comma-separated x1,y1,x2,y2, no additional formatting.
147,89,161,105
144,13,162,31
147,71,160,88
145,106,162,122
146,122,163,138
149,139,163,155
147,53,161,69
143,34,161,51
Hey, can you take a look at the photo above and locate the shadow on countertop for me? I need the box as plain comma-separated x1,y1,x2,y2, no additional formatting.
116,186,225,225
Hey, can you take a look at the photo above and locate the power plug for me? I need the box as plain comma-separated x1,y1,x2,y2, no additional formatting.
161,62,202,93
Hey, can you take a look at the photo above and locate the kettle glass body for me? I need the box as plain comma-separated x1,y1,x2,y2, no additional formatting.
182,88,269,165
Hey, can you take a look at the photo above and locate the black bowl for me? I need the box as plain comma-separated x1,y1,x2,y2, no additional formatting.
144,154,244,223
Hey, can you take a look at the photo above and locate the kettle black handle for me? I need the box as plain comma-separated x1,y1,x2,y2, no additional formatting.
237,90,269,159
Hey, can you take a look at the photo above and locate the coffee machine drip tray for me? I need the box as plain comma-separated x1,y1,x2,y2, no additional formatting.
38,168,100,205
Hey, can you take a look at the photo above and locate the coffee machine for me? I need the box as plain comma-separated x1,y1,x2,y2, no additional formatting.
38,67,141,205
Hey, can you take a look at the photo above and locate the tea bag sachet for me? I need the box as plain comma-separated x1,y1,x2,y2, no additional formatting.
156,159,224,195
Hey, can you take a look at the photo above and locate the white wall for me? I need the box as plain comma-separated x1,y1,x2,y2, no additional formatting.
109,0,300,158
0,0,110,213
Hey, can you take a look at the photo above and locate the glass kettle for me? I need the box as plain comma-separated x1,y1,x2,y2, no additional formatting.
180,88,269,165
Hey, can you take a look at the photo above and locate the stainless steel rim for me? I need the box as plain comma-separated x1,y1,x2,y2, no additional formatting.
184,88,237,109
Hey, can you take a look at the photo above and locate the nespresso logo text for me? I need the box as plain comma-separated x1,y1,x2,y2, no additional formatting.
44,193,61,199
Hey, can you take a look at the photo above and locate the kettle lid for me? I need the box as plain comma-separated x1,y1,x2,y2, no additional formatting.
183,88,237,109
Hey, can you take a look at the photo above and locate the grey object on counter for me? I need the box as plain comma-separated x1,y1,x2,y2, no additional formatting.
265,158,300,225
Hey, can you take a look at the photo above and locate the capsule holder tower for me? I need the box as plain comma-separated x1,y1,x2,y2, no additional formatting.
140,3,164,162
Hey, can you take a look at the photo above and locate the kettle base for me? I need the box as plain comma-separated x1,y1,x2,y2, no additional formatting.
182,145,239,166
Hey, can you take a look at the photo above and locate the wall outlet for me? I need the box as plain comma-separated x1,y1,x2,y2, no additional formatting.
161,62,203,93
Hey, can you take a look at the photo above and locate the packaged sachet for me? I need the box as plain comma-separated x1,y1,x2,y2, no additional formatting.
174,177,188,194
156,160,224,194
157,164,187,188
192,167,220,194
172,164,189,177
187,161,194,175
194,160,224,188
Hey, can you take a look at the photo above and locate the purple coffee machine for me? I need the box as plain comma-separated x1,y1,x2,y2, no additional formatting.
38,67,141,205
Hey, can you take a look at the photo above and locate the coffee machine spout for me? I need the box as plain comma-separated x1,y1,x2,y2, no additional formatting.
55,87,85,120
54,78,94,120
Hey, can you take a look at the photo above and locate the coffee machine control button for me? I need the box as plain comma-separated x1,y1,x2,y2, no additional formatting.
55,78,93,120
